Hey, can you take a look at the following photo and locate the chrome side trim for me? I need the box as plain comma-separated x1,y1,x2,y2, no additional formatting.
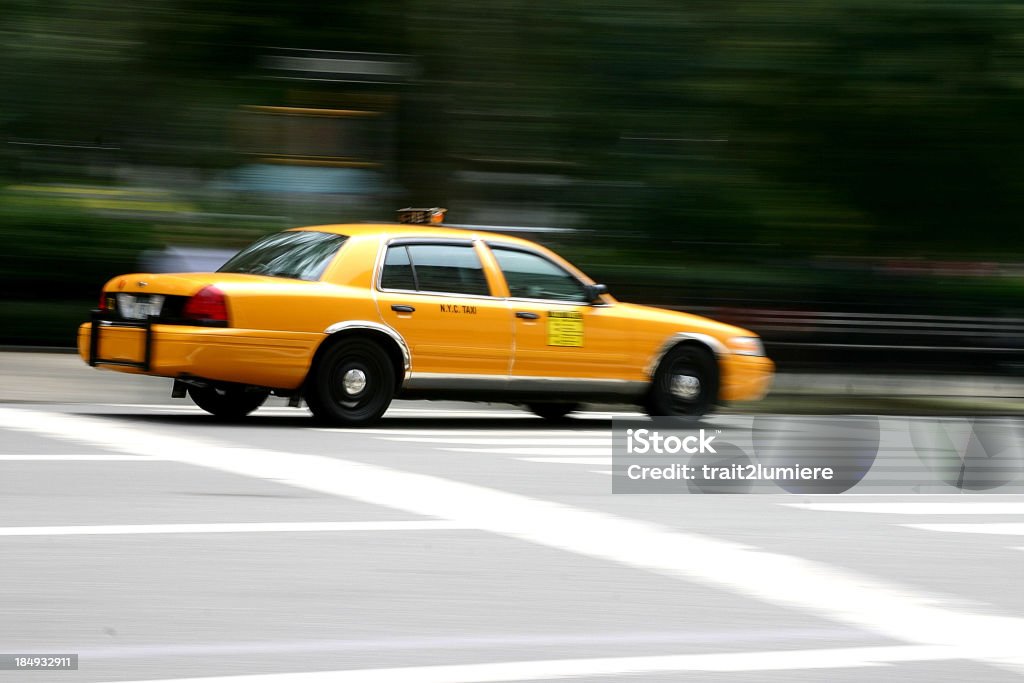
323,320,411,373
369,234,386,314
646,333,729,377
404,372,646,396
378,286,499,301
410,373,641,383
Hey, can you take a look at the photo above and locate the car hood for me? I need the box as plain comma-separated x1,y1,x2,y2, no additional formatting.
613,301,755,339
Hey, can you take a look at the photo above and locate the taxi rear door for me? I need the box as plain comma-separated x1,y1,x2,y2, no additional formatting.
375,239,512,376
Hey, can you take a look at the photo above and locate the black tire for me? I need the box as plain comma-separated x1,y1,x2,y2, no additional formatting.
187,384,269,419
645,344,719,418
527,402,580,421
305,337,395,426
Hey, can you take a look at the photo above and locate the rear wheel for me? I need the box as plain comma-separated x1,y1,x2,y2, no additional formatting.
645,344,718,418
526,402,580,421
305,338,395,426
187,384,269,419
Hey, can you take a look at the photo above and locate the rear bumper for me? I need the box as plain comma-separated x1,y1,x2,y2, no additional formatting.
78,321,321,390
720,354,774,402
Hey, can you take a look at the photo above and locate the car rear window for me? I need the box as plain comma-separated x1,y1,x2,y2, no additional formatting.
218,231,348,281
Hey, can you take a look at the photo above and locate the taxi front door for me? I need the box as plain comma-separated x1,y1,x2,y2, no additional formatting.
487,245,631,381
506,300,630,380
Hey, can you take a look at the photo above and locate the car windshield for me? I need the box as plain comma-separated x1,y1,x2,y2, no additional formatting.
218,231,348,281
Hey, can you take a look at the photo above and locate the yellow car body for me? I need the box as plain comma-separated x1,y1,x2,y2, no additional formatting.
78,222,773,423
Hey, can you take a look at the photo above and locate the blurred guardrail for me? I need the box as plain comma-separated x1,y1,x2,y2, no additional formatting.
674,307,1024,374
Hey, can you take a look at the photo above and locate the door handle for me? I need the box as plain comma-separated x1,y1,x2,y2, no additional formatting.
391,305,416,313
516,311,540,320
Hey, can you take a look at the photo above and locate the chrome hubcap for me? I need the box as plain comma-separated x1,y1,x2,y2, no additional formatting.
670,374,701,400
342,368,368,395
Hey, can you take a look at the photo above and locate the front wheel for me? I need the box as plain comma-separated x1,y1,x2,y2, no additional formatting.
187,384,269,419
645,344,719,418
305,338,395,426
526,402,580,421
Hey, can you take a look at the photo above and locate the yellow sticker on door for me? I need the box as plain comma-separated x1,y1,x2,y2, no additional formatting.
547,310,584,347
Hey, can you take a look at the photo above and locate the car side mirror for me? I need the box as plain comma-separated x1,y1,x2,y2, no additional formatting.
584,283,609,303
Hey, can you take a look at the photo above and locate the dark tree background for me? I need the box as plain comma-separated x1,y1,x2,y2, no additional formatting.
2,0,1023,342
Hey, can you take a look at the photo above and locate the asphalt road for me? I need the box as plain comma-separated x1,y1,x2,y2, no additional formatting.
2,359,1024,681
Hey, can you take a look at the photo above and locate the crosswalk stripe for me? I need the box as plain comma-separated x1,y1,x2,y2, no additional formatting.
785,503,1024,515
100,404,647,420
0,521,470,537
102,404,301,413
0,454,163,461
517,457,612,465
102,644,966,683
902,523,1024,536
4,408,1024,676
386,411,534,418
380,437,609,446
444,447,608,456
317,429,607,436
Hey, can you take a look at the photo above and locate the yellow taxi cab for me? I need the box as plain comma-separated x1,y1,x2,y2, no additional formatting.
79,208,773,424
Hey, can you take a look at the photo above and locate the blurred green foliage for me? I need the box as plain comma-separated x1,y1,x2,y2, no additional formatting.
0,300,93,346
1,0,1024,346
4,0,1024,256
0,196,153,298
0,190,154,345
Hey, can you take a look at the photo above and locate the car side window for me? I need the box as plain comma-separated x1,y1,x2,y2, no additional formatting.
490,247,588,302
380,243,490,296
380,245,417,290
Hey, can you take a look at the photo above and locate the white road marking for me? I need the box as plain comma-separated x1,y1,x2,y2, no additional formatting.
104,404,301,414
316,428,605,436
381,407,642,418
0,521,468,537
0,454,163,461
2,408,1023,674
381,437,609,446
445,447,608,456
384,412,535,419
104,404,622,420
902,523,1024,536
384,407,532,414
518,457,612,465
786,502,1024,515
381,435,616,470
106,644,977,683
47,626,875,659
381,433,615,468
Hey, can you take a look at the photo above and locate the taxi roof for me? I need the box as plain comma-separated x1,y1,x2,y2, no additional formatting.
289,222,544,248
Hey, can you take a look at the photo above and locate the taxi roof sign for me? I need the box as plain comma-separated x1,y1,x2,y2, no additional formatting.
397,207,447,224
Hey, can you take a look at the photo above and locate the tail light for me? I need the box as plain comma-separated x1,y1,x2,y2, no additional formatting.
98,290,107,311
182,285,229,324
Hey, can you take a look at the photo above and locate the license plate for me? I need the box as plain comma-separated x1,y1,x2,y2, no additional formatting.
116,293,165,320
